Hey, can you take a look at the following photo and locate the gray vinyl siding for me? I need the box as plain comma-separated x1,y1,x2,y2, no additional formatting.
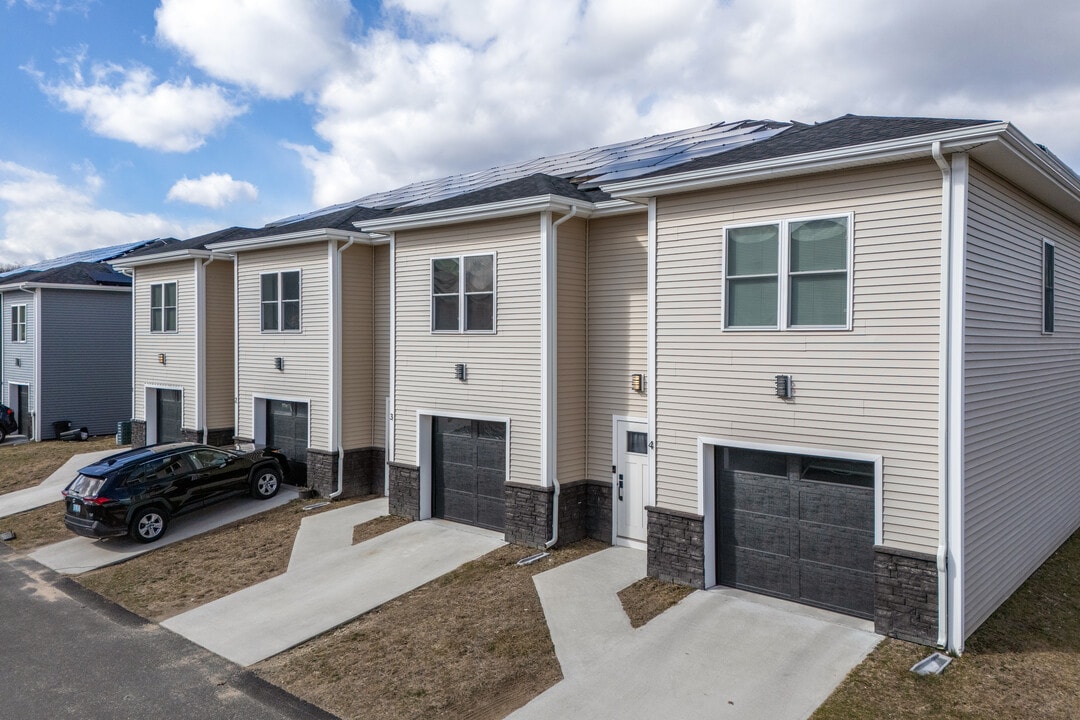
962,161,1080,636
373,243,390,447
586,213,649,482
393,215,542,485
204,260,235,429
2,288,35,427
236,243,332,450
342,243,375,448
654,160,944,553
132,261,197,427
38,288,132,436
557,217,587,481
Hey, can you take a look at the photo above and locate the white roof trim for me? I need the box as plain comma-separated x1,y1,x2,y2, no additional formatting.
207,228,372,253
0,282,131,293
110,249,233,268
357,195,639,232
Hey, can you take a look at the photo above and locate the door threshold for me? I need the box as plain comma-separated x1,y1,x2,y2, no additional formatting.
614,537,647,551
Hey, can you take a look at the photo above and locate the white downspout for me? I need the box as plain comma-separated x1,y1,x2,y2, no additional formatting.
330,237,356,499
197,255,217,445
544,205,577,549
933,141,951,650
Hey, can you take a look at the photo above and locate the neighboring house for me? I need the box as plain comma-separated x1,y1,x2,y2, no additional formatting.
205,207,391,496
111,228,250,448
0,239,172,440
336,114,1080,655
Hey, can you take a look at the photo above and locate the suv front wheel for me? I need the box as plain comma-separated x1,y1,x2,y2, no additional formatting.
250,465,282,500
129,506,169,543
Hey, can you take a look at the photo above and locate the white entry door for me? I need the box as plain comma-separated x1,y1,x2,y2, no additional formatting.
615,419,649,544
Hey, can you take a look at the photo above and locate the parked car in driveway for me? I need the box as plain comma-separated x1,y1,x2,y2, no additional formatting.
63,442,290,543
0,404,18,443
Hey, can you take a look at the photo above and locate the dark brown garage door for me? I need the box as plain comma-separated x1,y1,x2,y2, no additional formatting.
433,417,506,531
715,447,875,619
267,400,308,483
156,389,182,443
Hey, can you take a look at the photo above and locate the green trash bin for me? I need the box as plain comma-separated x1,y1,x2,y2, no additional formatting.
116,420,132,445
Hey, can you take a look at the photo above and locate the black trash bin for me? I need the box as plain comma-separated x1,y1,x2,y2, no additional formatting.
53,420,72,439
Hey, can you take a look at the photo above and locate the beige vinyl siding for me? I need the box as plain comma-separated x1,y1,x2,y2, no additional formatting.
587,213,649,481
236,243,331,449
342,243,374,448
393,215,542,485
557,217,587,481
962,161,1080,636
654,160,944,553
133,260,197,428
203,260,235,428
373,243,390,447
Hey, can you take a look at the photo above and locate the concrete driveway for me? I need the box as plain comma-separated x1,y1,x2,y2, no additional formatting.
508,547,881,720
0,448,118,519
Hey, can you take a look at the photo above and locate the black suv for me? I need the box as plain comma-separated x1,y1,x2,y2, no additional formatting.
0,404,18,443
63,443,289,543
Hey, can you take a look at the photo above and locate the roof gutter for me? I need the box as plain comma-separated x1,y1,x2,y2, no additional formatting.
110,249,231,269
207,228,372,253
0,282,131,293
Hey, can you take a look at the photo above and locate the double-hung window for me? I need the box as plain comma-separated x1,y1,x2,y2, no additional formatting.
431,253,496,333
724,214,852,330
10,304,26,342
1043,240,1055,334
261,270,301,332
150,282,177,333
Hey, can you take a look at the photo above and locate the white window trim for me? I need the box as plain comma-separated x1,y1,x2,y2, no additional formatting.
722,212,854,332
259,270,303,334
1042,238,1055,335
11,304,26,343
429,252,497,334
149,281,178,334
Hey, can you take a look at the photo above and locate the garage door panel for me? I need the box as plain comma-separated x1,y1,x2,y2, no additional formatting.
438,463,478,494
721,472,791,515
476,467,505,500
433,417,506,531
720,510,794,558
441,490,477,525
475,497,505,531
435,416,472,436
476,420,506,440
719,547,796,598
476,438,505,470
799,563,874,619
798,523,875,571
438,434,476,466
799,483,873,528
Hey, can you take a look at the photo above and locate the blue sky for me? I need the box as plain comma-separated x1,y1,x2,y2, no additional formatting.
3,0,1080,265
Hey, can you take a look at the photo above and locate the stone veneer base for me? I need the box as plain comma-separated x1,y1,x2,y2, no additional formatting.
646,505,706,589
874,546,939,645
307,447,386,499
130,420,146,448
388,462,420,519
505,480,613,548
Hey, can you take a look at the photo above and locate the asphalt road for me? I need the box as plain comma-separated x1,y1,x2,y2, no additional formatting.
0,547,338,720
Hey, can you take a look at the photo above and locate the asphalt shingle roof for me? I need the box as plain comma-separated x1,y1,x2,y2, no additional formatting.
0,261,131,287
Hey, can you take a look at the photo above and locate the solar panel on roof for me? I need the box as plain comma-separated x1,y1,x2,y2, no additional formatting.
0,239,158,278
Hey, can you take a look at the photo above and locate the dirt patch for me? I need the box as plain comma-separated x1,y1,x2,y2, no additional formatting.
617,576,694,628
77,497,367,622
813,527,1080,720
352,514,410,544
0,436,123,494
256,539,606,720
0,501,69,552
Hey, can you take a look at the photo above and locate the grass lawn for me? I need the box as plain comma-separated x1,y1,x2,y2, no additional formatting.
0,501,70,552
77,497,373,621
0,436,123,494
813,528,1080,720
255,540,607,720
618,576,694,628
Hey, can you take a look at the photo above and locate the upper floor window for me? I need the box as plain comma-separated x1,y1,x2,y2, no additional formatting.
431,253,496,333
724,214,851,330
150,282,177,333
10,304,26,342
1043,240,1055,334
261,270,301,332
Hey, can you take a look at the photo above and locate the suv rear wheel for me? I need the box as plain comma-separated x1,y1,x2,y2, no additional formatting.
129,506,169,543
250,465,281,499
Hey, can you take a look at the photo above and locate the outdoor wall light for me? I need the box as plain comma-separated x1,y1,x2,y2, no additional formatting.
274,357,284,371
775,374,793,399
454,363,467,381
631,373,644,393
13,358,20,367
157,353,166,365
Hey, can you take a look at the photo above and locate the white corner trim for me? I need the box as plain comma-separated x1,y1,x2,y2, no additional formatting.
647,197,658,509
540,212,557,488
388,231,397,480
194,259,206,436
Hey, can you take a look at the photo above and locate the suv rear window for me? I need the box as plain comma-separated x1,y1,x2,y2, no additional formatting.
69,473,107,498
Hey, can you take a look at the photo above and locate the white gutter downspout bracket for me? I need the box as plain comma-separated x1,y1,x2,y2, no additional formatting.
544,206,578,549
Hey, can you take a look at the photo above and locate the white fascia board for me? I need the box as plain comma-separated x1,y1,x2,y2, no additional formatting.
110,249,228,268
601,123,1012,199
357,195,606,233
207,229,372,253
0,282,131,293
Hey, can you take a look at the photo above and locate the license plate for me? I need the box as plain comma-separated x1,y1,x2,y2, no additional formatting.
71,503,82,514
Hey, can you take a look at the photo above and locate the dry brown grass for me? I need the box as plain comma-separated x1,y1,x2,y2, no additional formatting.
78,497,366,621
0,436,123,494
0,501,69,551
813,528,1080,720
256,539,606,720
617,576,694,628
352,514,410,544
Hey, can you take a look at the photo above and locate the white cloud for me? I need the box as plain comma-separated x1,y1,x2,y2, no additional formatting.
145,0,1080,207
35,52,246,152
167,173,259,208
155,0,354,99
0,161,203,266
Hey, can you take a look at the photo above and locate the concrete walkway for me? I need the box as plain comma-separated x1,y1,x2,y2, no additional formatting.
30,489,299,574
162,500,506,666
0,448,118,519
508,547,881,720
